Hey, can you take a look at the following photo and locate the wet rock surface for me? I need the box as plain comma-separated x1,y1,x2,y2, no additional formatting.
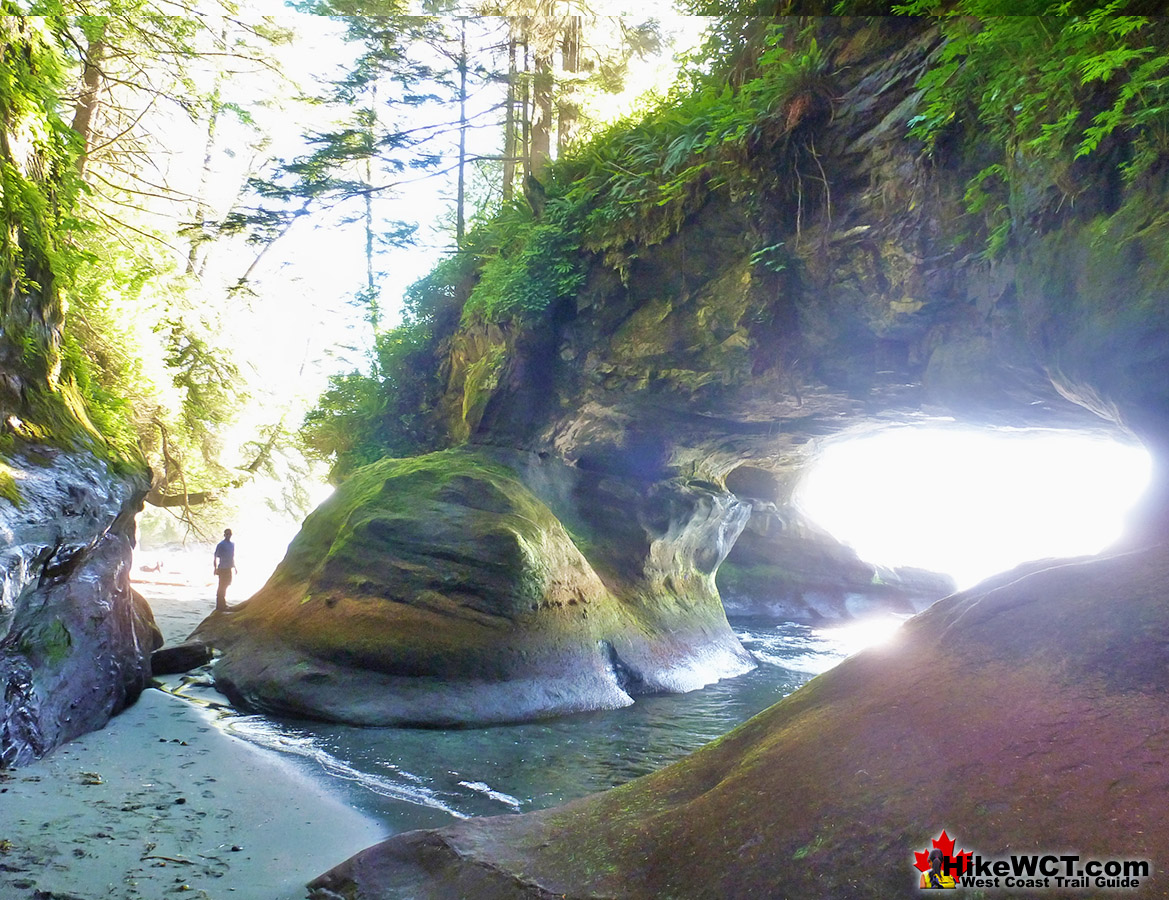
0,448,155,768
0,448,144,627
1,533,160,768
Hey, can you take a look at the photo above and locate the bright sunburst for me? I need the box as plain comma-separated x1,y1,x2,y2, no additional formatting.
793,427,1152,590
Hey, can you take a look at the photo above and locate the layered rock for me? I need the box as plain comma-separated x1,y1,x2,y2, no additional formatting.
195,449,753,725
311,541,1169,899
0,448,157,767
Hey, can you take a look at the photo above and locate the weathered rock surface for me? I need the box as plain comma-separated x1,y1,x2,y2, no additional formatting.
310,541,1169,899
718,505,955,621
150,640,213,676
195,449,753,725
0,448,143,625
0,448,157,766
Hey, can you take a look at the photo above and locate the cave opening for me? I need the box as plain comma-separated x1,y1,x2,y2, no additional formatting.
792,426,1152,590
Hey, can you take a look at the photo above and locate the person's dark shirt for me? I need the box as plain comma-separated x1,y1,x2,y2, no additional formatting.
214,539,235,570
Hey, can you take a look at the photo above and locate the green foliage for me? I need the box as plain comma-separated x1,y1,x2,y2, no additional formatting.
0,460,21,507
58,328,139,459
0,14,83,314
461,201,584,322
298,17,843,473
899,6,1169,252
301,318,441,481
554,25,830,272
0,14,146,471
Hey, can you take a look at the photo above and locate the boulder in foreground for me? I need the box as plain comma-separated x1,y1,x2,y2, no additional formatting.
309,542,1169,898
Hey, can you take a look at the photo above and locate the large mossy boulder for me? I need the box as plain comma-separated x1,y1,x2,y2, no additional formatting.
309,540,1169,899
196,449,753,725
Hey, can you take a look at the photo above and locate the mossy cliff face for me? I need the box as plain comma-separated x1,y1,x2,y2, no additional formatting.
0,21,157,768
197,449,753,725
311,543,1169,899
428,20,1150,638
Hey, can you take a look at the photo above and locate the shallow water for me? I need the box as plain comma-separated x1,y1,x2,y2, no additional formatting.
137,546,887,838
218,621,849,830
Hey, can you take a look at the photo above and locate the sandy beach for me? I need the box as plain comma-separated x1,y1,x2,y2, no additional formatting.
0,546,387,900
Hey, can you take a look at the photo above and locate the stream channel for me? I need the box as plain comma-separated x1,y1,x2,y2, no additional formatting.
137,544,890,839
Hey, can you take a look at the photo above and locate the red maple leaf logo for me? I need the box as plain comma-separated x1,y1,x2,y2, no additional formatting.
913,829,971,875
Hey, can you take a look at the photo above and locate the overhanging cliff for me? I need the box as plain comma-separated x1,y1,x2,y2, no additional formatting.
202,15,1167,729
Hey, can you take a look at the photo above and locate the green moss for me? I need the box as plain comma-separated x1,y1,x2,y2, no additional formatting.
0,461,20,507
460,344,507,432
716,560,799,595
18,617,72,665
14,382,146,477
792,834,826,860
275,448,554,589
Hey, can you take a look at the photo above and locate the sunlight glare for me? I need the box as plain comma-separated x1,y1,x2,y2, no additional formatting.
794,428,1152,590
817,614,908,658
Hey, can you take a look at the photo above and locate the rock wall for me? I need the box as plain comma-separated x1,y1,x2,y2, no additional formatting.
0,448,157,767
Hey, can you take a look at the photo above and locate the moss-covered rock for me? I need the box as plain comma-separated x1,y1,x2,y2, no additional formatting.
310,541,1169,899
197,449,753,725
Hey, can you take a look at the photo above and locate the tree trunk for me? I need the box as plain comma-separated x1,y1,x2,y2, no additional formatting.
71,32,106,179
456,18,468,244
521,34,532,180
188,89,221,276
530,45,553,179
363,81,378,328
502,36,518,203
557,15,581,158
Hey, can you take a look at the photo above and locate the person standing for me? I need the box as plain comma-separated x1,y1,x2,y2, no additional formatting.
213,528,237,612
